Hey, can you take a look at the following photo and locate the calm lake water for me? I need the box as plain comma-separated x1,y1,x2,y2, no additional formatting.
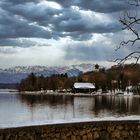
0,91,140,128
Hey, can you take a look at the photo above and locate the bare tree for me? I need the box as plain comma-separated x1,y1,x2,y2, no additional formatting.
115,0,140,64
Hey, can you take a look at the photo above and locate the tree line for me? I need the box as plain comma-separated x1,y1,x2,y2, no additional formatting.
80,64,140,93
18,73,76,91
18,64,140,94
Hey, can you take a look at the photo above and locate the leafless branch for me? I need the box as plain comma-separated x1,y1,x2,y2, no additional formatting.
128,0,140,6
115,0,140,64
114,51,140,64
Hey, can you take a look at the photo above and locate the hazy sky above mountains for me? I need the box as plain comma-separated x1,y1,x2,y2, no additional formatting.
0,0,138,68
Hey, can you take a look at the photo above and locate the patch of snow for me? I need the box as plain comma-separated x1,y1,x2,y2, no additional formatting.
1,116,140,128
74,82,95,89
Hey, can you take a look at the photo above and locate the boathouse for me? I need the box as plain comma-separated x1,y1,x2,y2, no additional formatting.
73,82,95,93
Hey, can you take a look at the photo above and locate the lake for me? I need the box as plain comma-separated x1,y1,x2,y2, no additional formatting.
0,91,140,128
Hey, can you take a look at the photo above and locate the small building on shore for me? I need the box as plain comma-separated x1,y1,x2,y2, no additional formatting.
73,82,95,93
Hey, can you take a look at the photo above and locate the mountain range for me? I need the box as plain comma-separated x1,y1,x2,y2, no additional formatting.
0,64,96,83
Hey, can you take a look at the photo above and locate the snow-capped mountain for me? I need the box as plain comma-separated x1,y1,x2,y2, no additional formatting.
0,64,95,83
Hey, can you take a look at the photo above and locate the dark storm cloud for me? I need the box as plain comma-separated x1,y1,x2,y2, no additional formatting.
68,32,93,41
3,0,38,4
0,0,134,49
4,1,61,23
0,1,61,44
64,42,129,61
0,38,50,47
0,39,23,47
0,0,123,41
0,9,52,40
47,0,131,13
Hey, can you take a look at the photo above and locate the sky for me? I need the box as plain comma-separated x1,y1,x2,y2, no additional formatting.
0,0,139,68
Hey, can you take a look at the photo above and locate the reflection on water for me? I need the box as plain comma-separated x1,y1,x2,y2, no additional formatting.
94,96,140,116
18,94,140,117
0,92,140,127
18,94,74,107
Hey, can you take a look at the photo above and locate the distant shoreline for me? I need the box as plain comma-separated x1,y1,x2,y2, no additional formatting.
0,89,139,97
18,90,140,97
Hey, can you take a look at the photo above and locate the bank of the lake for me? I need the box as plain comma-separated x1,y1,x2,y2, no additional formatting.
0,120,140,140
20,90,140,97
